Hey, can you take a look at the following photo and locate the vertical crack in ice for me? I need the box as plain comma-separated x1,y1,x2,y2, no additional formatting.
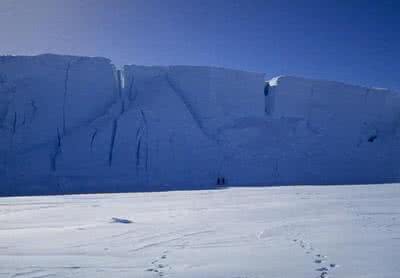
127,74,139,103
135,119,143,170
11,110,29,135
108,119,118,167
90,128,97,152
21,112,26,127
51,60,73,172
51,128,62,171
117,70,123,99
136,135,142,168
135,109,149,173
125,70,149,176
62,62,72,134
140,109,149,173
1,85,16,129
107,69,126,167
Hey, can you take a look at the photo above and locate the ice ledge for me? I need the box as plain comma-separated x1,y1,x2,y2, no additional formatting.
267,75,395,94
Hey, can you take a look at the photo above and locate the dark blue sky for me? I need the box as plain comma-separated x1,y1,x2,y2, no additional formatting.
1,0,399,90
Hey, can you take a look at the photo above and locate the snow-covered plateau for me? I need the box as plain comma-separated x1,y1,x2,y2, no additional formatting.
0,184,400,277
1,54,400,196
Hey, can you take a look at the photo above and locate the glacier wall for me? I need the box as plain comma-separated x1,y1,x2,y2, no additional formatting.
0,54,399,196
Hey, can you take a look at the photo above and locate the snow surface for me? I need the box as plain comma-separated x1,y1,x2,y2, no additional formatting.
1,54,400,195
0,184,400,277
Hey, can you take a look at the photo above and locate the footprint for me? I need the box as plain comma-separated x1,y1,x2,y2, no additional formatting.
289,236,337,278
147,253,170,277
320,271,328,278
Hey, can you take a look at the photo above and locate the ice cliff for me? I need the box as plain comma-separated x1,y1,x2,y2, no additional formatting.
0,54,399,195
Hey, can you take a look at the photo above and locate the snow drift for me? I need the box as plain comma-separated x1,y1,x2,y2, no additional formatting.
0,54,399,195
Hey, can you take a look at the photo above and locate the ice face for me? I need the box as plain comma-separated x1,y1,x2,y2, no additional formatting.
0,54,399,196
265,76,400,184
0,54,118,194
